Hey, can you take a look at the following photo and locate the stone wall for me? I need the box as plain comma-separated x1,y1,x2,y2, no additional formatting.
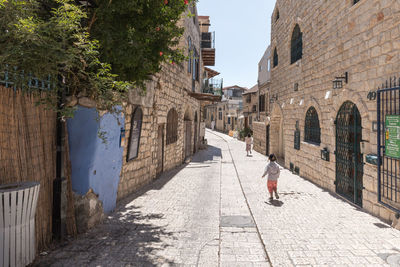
253,121,267,156
117,6,202,201
270,0,400,223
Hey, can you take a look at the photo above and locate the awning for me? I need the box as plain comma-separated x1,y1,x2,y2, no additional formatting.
188,91,222,102
238,115,244,119
204,67,220,78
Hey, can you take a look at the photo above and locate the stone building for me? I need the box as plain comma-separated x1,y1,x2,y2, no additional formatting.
205,85,246,132
269,0,400,224
117,4,218,201
242,84,259,130
253,46,271,156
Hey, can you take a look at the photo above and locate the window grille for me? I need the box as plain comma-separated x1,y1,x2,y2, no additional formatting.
166,108,178,145
273,48,278,68
259,95,265,112
218,108,222,120
228,117,231,124
291,24,303,64
304,106,321,145
252,105,257,112
246,95,251,103
127,107,143,161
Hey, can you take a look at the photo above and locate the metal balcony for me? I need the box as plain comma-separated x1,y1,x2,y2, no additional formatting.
202,78,223,96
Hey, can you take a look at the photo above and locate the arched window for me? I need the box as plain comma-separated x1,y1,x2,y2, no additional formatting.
127,107,143,161
218,107,222,120
291,24,303,64
166,108,178,145
304,106,321,145
275,9,280,22
273,47,278,68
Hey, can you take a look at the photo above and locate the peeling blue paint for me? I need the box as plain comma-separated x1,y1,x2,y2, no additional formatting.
67,106,124,213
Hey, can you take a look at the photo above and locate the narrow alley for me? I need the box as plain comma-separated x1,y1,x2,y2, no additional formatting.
32,130,400,267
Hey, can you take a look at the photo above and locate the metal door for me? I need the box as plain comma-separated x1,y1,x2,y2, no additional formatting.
185,121,192,158
157,124,164,176
335,101,363,206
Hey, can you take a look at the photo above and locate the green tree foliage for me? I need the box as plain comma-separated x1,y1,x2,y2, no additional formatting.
90,0,191,84
0,0,193,115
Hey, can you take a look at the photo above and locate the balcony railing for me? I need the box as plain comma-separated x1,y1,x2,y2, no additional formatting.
202,78,223,96
201,32,215,49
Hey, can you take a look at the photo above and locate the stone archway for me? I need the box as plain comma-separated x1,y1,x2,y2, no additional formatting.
335,101,363,206
270,103,285,160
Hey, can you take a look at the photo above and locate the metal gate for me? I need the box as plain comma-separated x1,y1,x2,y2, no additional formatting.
377,77,400,212
335,101,363,206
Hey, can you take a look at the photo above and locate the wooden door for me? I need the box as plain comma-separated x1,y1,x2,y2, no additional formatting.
157,124,164,175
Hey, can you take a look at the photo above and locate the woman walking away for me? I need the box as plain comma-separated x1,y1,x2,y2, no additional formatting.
245,133,253,156
262,154,280,201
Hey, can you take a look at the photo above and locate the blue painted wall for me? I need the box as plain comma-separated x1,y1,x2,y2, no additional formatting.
67,106,124,213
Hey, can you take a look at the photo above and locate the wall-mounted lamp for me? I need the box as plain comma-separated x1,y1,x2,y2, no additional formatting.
367,90,377,100
332,72,348,89
321,147,330,161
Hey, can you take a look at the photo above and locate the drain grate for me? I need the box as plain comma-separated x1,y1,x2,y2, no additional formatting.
220,216,255,228
374,222,390,229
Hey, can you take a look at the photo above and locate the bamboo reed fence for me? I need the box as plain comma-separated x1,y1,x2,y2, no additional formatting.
0,86,76,252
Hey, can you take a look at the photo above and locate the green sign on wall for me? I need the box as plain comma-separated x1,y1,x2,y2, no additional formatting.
385,115,400,158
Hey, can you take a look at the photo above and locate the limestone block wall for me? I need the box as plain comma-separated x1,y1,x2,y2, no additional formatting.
253,122,267,156
270,0,400,223
117,7,202,201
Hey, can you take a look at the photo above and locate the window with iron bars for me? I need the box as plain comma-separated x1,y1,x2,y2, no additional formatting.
291,24,303,64
259,95,265,112
252,105,257,112
304,106,321,145
246,95,251,103
273,48,278,68
166,108,178,145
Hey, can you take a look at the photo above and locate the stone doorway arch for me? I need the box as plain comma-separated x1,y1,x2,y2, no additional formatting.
335,101,363,206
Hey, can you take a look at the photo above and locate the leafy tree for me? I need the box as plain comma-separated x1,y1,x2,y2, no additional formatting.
89,0,191,84
0,0,193,115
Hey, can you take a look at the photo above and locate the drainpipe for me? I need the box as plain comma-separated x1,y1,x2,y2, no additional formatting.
53,76,66,240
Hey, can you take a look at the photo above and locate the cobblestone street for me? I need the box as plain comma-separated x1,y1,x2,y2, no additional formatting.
33,130,400,267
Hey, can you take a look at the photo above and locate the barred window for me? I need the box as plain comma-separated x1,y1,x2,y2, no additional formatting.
166,108,178,145
291,24,303,64
353,0,360,4
304,106,321,145
273,48,278,68
259,94,265,112
218,108,222,120
127,107,142,161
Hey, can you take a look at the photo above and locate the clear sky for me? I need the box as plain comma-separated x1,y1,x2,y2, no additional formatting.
197,0,277,89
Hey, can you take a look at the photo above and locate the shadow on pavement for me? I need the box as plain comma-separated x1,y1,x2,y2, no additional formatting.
265,200,284,207
32,142,224,266
191,145,222,163
32,205,176,266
